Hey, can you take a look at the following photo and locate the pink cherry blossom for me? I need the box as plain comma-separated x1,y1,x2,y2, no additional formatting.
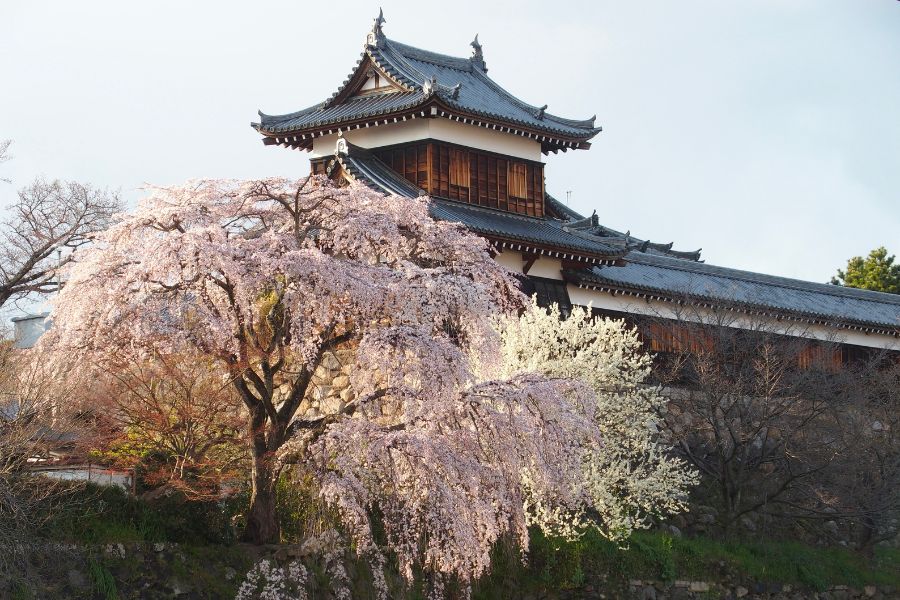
45,177,601,594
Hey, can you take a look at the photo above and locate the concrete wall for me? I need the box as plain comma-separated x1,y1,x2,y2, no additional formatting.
11,313,50,349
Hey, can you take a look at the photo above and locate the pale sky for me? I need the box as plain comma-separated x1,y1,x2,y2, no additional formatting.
1,1,898,287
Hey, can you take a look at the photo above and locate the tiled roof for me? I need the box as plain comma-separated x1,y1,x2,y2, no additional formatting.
254,30,599,145
429,199,625,261
336,143,425,198
570,252,900,332
329,143,898,331
545,195,704,261
331,143,623,262
257,91,425,134
373,39,600,139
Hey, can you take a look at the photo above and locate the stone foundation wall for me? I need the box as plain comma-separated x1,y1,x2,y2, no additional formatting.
625,579,895,600
292,347,357,420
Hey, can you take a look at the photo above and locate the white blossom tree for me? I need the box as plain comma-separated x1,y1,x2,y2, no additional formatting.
491,301,697,541
45,177,603,592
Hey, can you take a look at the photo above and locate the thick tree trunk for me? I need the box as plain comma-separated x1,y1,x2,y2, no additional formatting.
242,450,280,544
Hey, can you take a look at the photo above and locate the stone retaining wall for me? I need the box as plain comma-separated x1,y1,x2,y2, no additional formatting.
626,579,896,600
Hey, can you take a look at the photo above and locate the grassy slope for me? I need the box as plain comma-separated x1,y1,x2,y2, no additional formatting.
474,529,899,597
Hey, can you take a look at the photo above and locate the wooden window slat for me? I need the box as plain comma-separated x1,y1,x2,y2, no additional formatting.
369,141,544,216
449,148,470,188
508,162,527,199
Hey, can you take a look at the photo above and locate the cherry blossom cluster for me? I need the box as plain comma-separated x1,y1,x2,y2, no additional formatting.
45,177,601,595
235,558,309,600
491,300,698,540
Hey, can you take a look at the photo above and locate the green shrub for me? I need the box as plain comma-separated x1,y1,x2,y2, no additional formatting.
42,482,244,544
88,555,118,600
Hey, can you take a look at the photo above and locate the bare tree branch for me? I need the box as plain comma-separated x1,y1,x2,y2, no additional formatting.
0,177,121,309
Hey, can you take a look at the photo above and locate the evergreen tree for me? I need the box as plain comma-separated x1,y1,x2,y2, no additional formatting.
831,247,900,294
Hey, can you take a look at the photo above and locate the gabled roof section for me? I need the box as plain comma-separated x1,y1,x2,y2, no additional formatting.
253,11,600,154
567,253,900,335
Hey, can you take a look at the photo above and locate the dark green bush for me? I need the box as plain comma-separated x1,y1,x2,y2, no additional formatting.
42,482,244,544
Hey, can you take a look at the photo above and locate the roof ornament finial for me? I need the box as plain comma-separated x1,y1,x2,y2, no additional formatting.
470,34,487,72
335,129,348,155
367,8,386,47
534,104,548,120
449,83,461,100
422,75,436,97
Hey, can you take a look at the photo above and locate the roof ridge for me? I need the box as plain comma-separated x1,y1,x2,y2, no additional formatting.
627,252,900,306
545,193,586,221
384,38,474,72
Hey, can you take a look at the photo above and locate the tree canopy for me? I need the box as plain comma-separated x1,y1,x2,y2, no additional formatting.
45,177,617,593
493,301,697,540
830,246,900,295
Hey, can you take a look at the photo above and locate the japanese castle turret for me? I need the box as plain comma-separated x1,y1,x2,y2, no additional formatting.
254,10,597,217
253,11,900,354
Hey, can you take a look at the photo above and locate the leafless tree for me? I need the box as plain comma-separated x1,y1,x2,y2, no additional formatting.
1,177,121,310
812,356,900,549
0,342,95,575
0,143,120,576
643,305,898,543
90,353,247,501
0,140,11,183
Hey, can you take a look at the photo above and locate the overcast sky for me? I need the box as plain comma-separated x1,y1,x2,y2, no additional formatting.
1,1,898,286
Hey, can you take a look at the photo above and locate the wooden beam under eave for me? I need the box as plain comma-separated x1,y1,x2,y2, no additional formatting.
522,253,539,275
262,137,279,146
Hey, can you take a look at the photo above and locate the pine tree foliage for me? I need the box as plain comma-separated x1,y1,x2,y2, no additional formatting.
831,247,900,294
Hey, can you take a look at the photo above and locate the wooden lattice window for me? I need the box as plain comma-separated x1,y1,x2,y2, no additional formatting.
797,344,843,371
508,162,527,198
645,322,715,355
449,148,470,187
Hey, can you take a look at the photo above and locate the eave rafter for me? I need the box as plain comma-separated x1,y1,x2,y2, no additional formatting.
493,240,622,267
259,100,594,154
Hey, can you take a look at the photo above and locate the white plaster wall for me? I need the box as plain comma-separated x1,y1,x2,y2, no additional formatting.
12,314,50,349
494,251,563,280
310,118,542,161
429,119,541,161
493,250,523,273
359,73,391,91
526,257,564,280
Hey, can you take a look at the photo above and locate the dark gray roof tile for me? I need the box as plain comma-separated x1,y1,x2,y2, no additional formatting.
258,91,424,133
254,37,599,142
574,252,900,331
428,199,625,259
338,144,425,198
